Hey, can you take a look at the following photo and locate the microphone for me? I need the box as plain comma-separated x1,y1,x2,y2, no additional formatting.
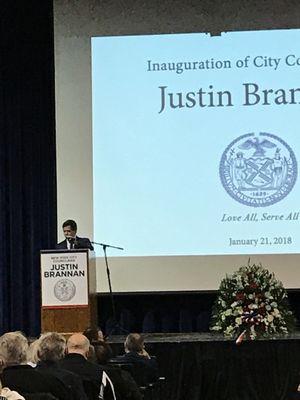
66,236,77,249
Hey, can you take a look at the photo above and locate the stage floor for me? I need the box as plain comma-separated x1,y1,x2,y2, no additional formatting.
109,331,300,342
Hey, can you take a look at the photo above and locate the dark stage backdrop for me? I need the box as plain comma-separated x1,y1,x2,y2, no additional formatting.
109,334,300,400
0,1,56,335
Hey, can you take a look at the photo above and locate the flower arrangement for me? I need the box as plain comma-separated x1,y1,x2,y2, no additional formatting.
210,261,295,340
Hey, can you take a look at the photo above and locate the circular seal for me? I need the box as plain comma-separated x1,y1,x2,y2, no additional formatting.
54,279,76,302
219,132,297,207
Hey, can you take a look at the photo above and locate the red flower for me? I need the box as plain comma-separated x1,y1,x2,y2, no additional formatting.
249,282,258,289
236,292,245,301
258,306,266,315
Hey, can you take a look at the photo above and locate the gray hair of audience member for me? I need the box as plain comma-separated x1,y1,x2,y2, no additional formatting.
37,332,66,362
124,333,145,353
0,352,5,373
0,331,29,366
67,333,90,358
27,339,40,366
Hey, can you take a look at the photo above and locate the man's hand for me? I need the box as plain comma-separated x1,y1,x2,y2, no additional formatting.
139,348,151,359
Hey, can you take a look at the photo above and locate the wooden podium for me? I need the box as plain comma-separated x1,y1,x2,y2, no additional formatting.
40,249,97,334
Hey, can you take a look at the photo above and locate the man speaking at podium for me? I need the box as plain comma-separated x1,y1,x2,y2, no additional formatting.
56,219,94,250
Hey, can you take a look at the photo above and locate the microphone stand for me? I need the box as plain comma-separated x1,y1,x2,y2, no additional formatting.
92,241,128,336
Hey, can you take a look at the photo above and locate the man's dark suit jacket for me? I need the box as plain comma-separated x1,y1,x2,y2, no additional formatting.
116,352,158,386
37,360,88,400
56,236,94,250
1,364,71,400
58,353,103,399
103,365,142,400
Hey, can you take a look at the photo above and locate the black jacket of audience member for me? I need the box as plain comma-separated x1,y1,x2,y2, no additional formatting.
1,364,71,400
103,365,143,400
92,342,142,400
58,353,103,400
36,360,88,400
117,352,158,386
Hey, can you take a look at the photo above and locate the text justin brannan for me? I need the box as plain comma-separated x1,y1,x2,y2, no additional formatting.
44,263,85,278
158,83,300,113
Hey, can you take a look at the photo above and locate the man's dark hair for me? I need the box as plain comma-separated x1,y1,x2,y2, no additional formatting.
83,327,100,342
94,342,113,364
62,219,77,231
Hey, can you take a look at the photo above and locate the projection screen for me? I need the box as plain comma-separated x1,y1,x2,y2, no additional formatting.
54,1,300,292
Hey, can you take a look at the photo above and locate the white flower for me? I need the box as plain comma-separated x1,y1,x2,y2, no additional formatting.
224,325,234,335
211,325,222,331
235,317,242,325
250,325,257,340
225,309,232,316
233,307,243,316
267,314,274,323
272,309,281,318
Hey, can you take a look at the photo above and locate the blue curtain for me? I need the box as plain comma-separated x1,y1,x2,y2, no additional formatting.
0,1,56,336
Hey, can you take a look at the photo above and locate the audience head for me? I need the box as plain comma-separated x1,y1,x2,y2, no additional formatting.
124,333,145,354
0,331,28,366
38,332,66,362
83,326,104,343
93,341,113,364
67,333,90,359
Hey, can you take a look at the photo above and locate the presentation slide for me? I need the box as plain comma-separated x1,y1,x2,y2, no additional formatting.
92,29,300,257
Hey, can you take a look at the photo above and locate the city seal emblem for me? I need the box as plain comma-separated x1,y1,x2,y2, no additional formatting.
54,279,76,302
219,132,297,207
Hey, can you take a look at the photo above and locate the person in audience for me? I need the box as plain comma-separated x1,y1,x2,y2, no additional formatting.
58,333,112,400
0,379,25,400
94,341,142,400
83,326,108,363
56,219,94,250
93,341,114,364
118,333,158,386
83,326,105,342
1,356,22,399
36,332,87,400
0,331,70,400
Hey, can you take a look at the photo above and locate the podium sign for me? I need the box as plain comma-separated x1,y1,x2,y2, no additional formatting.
40,249,97,334
41,251,89,308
